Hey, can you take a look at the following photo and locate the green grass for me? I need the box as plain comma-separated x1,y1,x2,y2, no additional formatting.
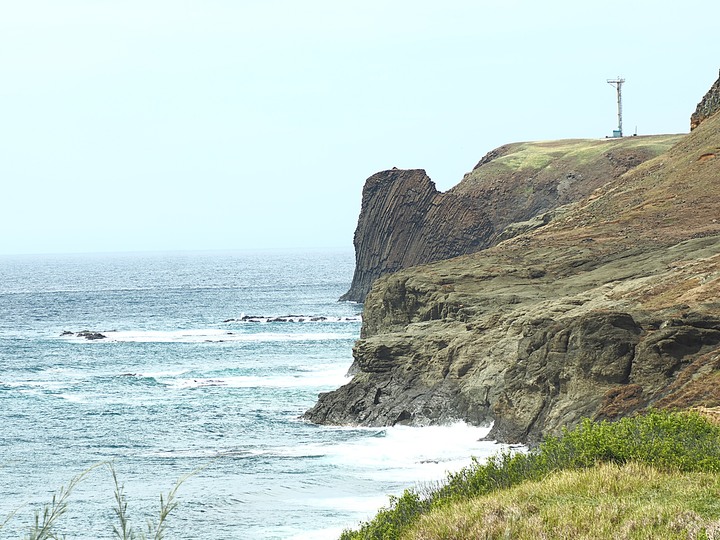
407,462,720,539
485,135,683,173
340,410,720,540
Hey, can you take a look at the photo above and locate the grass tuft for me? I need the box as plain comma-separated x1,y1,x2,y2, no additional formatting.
24,463,103,540
111,463,134,540
0,462,203,539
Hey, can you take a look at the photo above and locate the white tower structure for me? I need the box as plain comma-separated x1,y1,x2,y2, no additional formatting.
607,77,625,137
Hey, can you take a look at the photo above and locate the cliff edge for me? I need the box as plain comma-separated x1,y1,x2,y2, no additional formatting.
341,136,682,302
308,80,720,445
691,69,720,130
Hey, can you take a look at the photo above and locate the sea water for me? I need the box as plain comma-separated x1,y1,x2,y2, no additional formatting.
0,249,510,539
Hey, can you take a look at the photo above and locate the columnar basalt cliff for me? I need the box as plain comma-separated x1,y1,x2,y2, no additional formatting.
691,69,720,130
341,136,682,302
339,169,493,302
308,79,720,445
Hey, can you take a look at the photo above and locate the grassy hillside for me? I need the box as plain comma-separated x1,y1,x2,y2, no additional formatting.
464,135,682,178
341,410,720,540
406,462,720,539
451,134,684,234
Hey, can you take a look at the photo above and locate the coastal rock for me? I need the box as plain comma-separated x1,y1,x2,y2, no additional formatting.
691,68,720,130
76,330,107,340
341,136,683,302
339,169,493,303
307,84,720,445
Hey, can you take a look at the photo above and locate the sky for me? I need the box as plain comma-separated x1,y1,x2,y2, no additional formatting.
1,0,719,255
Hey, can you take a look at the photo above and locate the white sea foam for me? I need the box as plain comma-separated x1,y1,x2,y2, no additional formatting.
167,366,351,389
291,423,521,535
62,329,356,344
319,422,515,483
226,315,362,323
57,393,86,403
136,369,190,378
285,526,347,540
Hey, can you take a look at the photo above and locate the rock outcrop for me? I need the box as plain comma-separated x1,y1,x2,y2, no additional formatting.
308,85,720,445
339,169,493,302
691,69,720,130
341,136,682,302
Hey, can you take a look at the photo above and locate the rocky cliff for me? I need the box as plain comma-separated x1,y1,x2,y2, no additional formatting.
341,136,682,302
691,69,720,130
308,90,720,445
339,169,493,302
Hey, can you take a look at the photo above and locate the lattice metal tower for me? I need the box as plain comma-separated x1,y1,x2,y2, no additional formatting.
607,77,625,137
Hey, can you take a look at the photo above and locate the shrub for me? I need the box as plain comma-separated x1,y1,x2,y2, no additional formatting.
341,410,720,540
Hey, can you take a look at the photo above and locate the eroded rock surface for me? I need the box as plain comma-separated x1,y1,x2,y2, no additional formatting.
691,69,720,130
339,169,493,302
308,96,720,445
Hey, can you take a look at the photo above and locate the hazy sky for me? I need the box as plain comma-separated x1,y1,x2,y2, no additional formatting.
1,1,718,255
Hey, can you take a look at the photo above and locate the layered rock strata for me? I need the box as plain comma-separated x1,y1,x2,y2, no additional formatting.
691,69,720,130
308,105,720,445
341,136,682,302
339,169,493,302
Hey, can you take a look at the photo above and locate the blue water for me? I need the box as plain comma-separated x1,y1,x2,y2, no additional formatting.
0,249,506,539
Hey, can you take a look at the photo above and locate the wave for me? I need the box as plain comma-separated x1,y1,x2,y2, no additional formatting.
60,329,357,344
311,422,515,483
133,369,190,378
167,367,350,390
154,423,511,474
57,393,86,403
222,315,362,323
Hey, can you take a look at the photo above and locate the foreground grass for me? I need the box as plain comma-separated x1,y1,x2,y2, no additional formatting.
0,463,196,540
407,462,720,539
341,410,720,540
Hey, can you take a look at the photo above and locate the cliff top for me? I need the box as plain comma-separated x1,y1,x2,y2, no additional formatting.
452,134,683,234
342,133,682,302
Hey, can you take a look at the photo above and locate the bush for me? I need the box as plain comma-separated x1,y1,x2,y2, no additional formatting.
341,410,720,540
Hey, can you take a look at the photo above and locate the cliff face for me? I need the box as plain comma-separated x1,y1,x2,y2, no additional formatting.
691,69,720,130
339,169,493,302
341,136,682,302
307,101,720,445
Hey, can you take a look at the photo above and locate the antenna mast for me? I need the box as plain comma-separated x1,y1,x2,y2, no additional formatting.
607,77,625,137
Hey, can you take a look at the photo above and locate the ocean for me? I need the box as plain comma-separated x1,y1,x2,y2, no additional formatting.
0,249,509,539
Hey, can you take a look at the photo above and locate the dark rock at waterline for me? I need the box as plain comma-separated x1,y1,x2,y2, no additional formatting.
73,330,107,340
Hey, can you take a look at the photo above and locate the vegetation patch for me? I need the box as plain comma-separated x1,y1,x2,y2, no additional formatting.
407,462,720,539
487,136,681,174
0,463,199,540
340,410,720,540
